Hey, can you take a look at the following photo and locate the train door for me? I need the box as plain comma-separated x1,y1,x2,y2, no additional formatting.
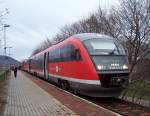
44,52,49,79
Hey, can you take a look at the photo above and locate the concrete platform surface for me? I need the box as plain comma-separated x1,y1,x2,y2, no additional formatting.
3,71,77,116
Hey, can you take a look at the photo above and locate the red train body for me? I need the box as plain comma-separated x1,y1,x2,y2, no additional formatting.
22,33,129,97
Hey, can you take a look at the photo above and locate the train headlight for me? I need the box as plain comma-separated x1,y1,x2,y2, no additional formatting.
97,65,105,70
123,64,128,70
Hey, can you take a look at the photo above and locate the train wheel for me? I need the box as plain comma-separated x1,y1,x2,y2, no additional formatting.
61,80,70,91
72,89,78,95
58,80,62,88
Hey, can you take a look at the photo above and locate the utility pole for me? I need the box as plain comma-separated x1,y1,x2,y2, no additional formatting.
0,39,1,48
3,24,10,57
8,46,12,56
0,9,9,52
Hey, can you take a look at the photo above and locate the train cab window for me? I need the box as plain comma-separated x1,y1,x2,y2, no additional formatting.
83,38,126,55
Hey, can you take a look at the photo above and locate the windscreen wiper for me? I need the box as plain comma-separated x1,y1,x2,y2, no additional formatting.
109,49,116,55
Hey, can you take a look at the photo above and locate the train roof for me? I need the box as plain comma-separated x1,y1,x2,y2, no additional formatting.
72,33,114,41
30,33,115,58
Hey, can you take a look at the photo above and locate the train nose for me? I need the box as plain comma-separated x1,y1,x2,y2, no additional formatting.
98,73,129,88
111,76,128,87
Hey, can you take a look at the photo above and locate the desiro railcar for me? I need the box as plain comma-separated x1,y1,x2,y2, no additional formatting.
23,33,129,97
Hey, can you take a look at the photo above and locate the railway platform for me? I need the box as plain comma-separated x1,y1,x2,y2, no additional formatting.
2,71,118,116
3,71,77,116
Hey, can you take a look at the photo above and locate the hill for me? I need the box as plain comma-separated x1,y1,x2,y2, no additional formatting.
0,55,20,67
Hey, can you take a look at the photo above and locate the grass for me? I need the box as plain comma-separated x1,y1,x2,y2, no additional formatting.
0,70,9,82
0,71,5,81
0,70,9,115
121,80,150,101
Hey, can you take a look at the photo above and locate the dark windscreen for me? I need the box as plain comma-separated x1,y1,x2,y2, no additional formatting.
83,38,126,55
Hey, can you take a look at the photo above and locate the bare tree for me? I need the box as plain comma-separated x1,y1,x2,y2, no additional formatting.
31,38,52,55
115,0,150,73
80,14,100,33
32,0,149,75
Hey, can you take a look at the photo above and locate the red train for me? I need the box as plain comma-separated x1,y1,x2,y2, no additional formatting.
22,33,129,97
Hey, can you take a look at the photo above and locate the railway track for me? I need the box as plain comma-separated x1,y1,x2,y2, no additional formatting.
82,97,150,116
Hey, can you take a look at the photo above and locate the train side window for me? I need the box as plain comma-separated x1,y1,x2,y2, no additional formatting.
48,51,51,62
56,48,60,62
49,51,51,62
66,44,72,61
60,47,64,62
49,51,54,62
49,48,60,62
52,50,56,62
63,45,69,61
36,55,44,69
48,44,82,63
70,45,76,60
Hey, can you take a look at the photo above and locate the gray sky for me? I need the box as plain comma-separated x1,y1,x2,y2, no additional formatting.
0,0,118,61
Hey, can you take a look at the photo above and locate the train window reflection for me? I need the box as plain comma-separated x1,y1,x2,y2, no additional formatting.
83,38,125,55
91,40,115,50
49,44,81,62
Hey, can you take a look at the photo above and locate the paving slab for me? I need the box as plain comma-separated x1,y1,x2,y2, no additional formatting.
23,72,118,116
3,71,77,116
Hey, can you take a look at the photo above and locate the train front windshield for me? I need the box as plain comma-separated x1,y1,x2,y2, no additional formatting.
83,38,126,55
83,38,128,71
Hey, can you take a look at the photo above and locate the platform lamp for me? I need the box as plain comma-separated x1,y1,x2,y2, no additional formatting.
3,24,10,58
8,46,12,56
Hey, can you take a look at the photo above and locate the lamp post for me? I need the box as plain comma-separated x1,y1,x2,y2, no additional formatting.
0,40,1,48
3,24,10,57
8,46,12,56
